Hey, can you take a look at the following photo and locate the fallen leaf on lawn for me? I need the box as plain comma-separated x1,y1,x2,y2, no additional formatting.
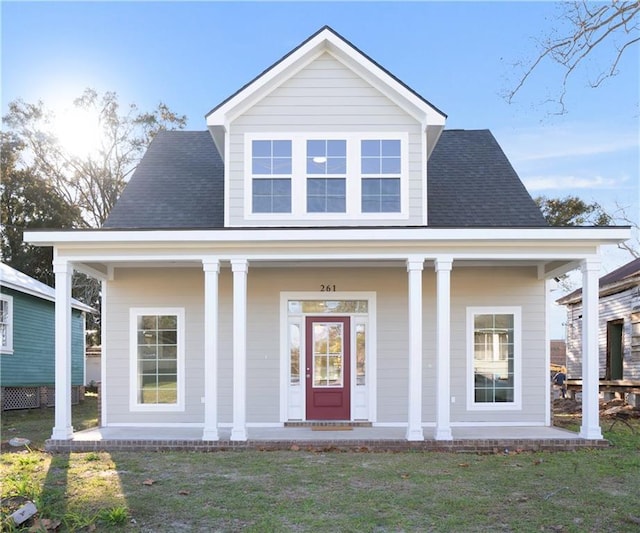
400,473,410,479
178,489,191,495
142,479,155,486
458,463,470,468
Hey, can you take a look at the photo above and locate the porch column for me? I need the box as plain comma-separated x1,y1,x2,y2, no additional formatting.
52,259,74,440
202,259,220,441
580,257,603,439
406,257,424,441
230,259,248,441
434,257,453,440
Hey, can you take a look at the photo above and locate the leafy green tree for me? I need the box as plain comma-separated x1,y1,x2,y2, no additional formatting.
535,195,612,226
3,88,186,227
1,133,81,285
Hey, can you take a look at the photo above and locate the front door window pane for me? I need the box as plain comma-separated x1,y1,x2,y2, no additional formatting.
313,323,343,387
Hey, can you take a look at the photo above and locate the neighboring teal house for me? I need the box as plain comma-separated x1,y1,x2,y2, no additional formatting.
1,263,95,410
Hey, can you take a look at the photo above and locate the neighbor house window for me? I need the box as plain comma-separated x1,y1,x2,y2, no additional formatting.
307,139,346,213
0,295,13,354
361,139,401,212
467,307,521,409
130,308,184,411
251,140,292,213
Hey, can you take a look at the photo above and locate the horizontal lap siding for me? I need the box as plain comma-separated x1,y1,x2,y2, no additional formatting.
105,268,211,424
449,267,547,424
565,288,640,380
1,288,84,387
245,267,410,423
229,52,423,227
103,265,547,427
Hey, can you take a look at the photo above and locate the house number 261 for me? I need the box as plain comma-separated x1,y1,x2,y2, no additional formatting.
320,284,336,292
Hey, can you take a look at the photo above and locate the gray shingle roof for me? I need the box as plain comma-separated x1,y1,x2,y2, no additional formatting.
427,130,547,227
103,131,224,229
103,129,547,230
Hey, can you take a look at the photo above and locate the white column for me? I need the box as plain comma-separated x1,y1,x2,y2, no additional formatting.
230,259,248,441
406,258,424,441
202,259,220,441
52,259,74,439
580,257,603,439
434,257,453,440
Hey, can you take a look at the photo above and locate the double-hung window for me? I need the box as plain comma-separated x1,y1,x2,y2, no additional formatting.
467,307,521,410
306,139,347,213
251,140,292,213
361,140,401,213
0,295,13,354
130,308,184,411
247,134,407,218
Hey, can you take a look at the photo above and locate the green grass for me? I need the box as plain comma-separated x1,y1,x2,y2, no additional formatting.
2,397,640,531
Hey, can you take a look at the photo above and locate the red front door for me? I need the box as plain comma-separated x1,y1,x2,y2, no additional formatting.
305,316,350,420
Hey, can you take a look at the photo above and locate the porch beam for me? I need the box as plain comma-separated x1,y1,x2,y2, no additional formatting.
52,259,74,440
406,257,424,441
230,259,248,441
434,257,453,440
202,259,220,441
580,257,603,439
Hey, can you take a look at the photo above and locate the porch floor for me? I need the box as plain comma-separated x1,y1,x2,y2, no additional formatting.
45,425,609,453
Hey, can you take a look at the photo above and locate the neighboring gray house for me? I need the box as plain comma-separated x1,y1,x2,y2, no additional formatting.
558,258,640,382
26,27,629,443
0,263,95,410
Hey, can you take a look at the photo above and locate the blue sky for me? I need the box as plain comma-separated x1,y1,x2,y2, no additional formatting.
2,1,639,263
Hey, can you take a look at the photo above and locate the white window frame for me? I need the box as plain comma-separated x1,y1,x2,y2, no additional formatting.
250,139,292,214
129,307,185,412
244,132,409,221
280,291,377,423
466,306,522,411
0,294,14,354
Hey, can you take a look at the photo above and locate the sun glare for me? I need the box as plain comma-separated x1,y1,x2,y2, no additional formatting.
50,106,104,158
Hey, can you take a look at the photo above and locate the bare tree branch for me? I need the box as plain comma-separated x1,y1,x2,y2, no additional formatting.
506,1,640,114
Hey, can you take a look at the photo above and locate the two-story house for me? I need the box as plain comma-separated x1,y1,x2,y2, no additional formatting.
26,27,629,447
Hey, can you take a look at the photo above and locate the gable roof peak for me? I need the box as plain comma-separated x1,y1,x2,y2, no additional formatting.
206,26,446,125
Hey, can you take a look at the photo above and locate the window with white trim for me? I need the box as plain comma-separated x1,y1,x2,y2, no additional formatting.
246,133,408,218
0,295,13,354
467,307,521,409
361,139,401,213
251,140,292,213
130,308,184,411
307,139,346,213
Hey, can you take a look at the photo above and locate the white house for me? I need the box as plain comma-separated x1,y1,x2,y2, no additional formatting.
26,27,629,445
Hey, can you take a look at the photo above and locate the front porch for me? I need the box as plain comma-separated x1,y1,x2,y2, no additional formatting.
45,424,608,453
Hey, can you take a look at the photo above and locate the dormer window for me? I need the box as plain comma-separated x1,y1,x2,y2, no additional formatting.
307,140,347,213
361,140,401,213
246,133,408,220
251,140,292,213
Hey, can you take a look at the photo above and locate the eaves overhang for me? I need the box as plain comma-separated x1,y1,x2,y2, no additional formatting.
25,226,630,249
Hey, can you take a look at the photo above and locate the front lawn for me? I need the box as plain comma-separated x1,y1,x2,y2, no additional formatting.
2,397,639,532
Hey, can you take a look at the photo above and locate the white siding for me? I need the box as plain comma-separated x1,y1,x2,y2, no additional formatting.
228,52,424,227
449,267,547,424
103,264,547,426
565,286,640,380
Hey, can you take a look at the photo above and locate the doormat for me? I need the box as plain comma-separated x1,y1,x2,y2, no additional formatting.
311,425,353,431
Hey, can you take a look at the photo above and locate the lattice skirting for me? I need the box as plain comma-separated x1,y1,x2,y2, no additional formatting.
1,386,83,411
